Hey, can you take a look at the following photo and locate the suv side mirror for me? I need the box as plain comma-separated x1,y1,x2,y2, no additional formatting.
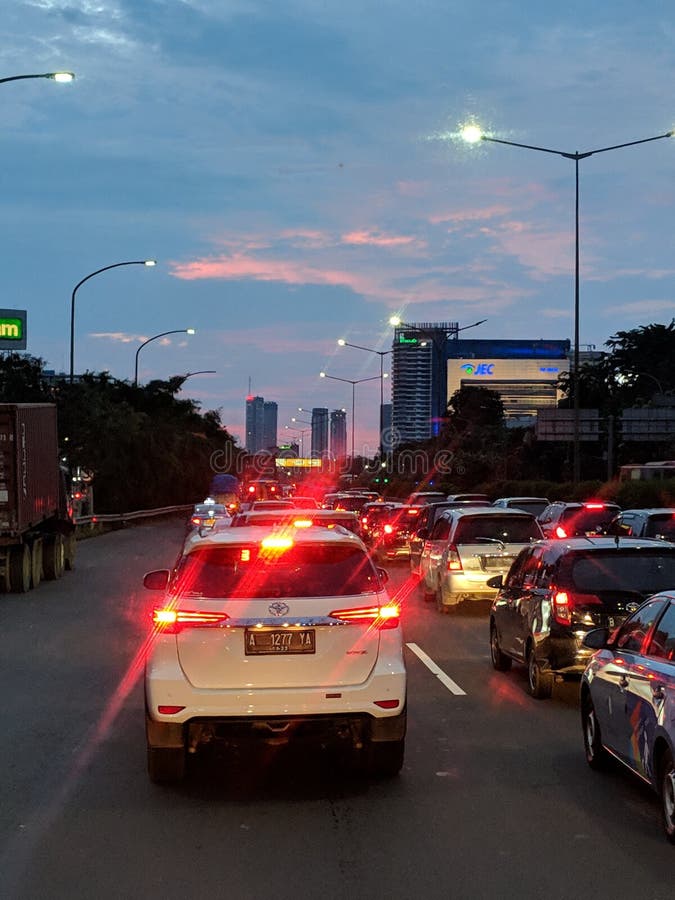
486,574,503,589
582,627,609,650
416,527,429,541
376,567,389,584
143,569,170,590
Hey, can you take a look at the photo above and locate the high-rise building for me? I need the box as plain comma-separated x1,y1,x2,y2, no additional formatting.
311,407,329,458
380,404,393,455
262,401,278,451
245,395,265,452
329,409,347,460
391,322,457,444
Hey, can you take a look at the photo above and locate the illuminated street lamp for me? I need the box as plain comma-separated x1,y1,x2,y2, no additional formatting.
320,371,386,465
460,122,674,482
134,329,195,386
70,260,156,383
337,339,392,457
0,72,75,85
285,424,309,457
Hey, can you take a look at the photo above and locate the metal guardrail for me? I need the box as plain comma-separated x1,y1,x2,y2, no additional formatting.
75,505,192,527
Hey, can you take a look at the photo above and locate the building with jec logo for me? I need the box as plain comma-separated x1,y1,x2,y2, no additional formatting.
447,339,570,423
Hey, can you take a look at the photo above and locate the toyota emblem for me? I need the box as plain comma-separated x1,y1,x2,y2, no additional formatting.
269,601,289,616
626,602,640,613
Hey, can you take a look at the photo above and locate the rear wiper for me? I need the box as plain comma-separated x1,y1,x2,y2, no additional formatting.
474,537,505,548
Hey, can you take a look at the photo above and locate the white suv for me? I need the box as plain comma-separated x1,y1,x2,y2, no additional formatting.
143,525,406,782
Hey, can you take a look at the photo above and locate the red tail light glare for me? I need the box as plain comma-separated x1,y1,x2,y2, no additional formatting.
191,516,201,525
158,705,185,715
153,608,230,633
292,519,313,528
330,604,401,629
446,545,462,571
553,591,572,625
584,502,605,510
374,699,400,709
555,525,567,538
384,524,394,534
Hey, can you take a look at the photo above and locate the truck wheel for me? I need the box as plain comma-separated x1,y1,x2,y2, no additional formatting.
31,540,43,589
10,545,32,593
43,535,65,580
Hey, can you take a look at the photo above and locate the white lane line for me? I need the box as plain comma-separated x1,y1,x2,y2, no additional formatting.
406,642,467,696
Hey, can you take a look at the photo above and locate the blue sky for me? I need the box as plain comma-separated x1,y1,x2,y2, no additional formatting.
3,1,675,449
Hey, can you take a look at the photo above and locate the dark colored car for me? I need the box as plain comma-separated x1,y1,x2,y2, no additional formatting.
187,502,232,533
370,505,423,562
607,508,675,542
360,502,404,545
408,500,492,576
492,496,550,517
407,491,448,506
488,537,675,698
581,590,675,843
537,500,621,539
230,508,363,537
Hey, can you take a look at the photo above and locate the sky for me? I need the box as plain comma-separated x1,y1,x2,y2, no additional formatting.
3,0,675,451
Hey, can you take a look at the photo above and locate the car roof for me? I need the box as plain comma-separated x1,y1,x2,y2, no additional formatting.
616,508,675,515
494,496,550,503
183,523,364,551
535,536,675,552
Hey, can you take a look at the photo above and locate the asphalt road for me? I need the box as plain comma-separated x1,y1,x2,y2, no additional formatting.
1,521,672,900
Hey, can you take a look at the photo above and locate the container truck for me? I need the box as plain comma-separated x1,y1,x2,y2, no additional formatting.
0,403,75,592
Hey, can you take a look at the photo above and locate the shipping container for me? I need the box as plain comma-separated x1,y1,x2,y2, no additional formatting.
0,404,75,592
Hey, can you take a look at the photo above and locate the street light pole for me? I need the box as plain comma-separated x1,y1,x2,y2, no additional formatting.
319,372,383,467
0,72,75,85
461,123,673,483
70,260,156,383
337,339,392,458
134,329,195,386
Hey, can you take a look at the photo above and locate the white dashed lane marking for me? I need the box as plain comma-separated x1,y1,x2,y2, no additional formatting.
406,642,467,696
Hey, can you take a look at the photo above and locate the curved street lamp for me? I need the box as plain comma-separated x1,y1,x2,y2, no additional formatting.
1,72,75,85
285,424,309,457
460,122,673,482
134,329,195,386
70,259,156,383
337,339,392,457
320,371,386,465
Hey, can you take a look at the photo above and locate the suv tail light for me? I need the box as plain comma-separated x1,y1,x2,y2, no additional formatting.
329,603,400,629
552,590,601,625
446,545,462,572
555,525,568,538
384,523,395,535
153,608,230,633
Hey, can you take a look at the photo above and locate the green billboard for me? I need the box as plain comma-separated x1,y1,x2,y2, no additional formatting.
0,309,27,350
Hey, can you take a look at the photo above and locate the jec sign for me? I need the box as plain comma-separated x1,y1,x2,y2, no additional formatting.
0,309,27,350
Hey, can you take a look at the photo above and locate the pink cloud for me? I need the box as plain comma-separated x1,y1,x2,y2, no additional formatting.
341,229,420,248
428,205,511,225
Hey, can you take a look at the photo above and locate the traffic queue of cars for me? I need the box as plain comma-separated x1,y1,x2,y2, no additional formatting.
156,487,675,841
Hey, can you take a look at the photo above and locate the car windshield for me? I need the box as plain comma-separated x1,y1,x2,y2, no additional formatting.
194,504,228,515
173,544,382,598
645,514,675,540
566,551,675,594
453,516,540,543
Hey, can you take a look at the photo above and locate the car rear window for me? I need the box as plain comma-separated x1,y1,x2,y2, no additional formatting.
565,551,675,594
507,500,549,516
173,544,382,598
453,515,541,543
645,514,675,540
559,506,619,533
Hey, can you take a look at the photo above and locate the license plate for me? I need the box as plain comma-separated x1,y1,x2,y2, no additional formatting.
245,628,315,655
483,555,515,569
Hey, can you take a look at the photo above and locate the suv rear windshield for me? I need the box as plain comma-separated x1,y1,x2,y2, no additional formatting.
453,515,541,544
174,544,382,598
559,506,619,534
562,550,675,594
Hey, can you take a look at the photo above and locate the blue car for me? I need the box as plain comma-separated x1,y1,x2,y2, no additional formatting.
580,590,675,843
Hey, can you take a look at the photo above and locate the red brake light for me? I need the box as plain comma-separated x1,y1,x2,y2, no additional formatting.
555,525,568,538
157,705,185,715
191,516,201,525
446,545,462,571
248,485,256,493
153,608,230,633
584,502,605,510
384,523,394,534
329,604,400,629
552,590,601,626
